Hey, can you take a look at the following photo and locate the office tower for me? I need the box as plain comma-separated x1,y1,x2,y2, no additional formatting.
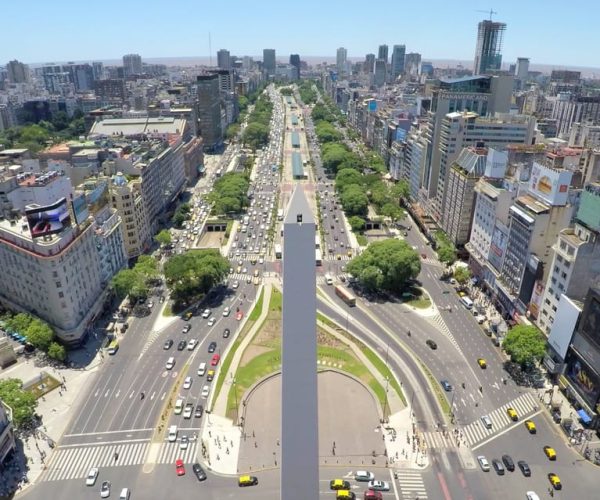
404,53,422,77
516,57,529,88
336,47,347,75
364,53,375,74
378,44,388,64
122,53,143,76
217,49,231,70
92,61,104,81
374,59,387,87
95,79,126,103
473,20,506,74
263,49,276,76
6,60,29,83
196,74,223,151
289,54,301,80
281,186,318,500
390,44,406,80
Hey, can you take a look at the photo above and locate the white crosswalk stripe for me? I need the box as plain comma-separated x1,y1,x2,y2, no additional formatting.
42,440,199,482
460,392,539,446
427,314,464,355
421,257,444,268
324,254,352,261
395,470,428,499
423,430,455,449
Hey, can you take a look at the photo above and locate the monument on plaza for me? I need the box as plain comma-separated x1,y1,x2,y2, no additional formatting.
281,186,318,500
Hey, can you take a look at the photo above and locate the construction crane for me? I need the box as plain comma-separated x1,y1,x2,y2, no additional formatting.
476,8,497,20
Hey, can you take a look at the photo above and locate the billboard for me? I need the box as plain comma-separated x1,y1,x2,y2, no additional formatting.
528,162,572,206
368,100,378,112
71,194,89,225
527,279,545,320
580,293,600,349
488,221,509,271
395,128,407,142
548,295,580,359
565,350,600,408
25,197,71,238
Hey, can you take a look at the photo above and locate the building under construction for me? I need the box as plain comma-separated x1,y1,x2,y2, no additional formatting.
473,20,506,75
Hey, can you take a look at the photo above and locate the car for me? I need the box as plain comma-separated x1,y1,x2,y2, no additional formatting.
100,480,111,498
187,339,198,351
197,362,207,376
163,339,173,350
518,460,531,477
201,385,210,398
492,458,505,475
481,415,492,429
183,376,192,389
236,265,242,273
502,454,515,472
193,463,207,481
543,446,557,460
242,267,248,274
195,404,204,418
525,492,540,500
440,380,452,392
208,317,216,326
232,280,240,289
330,479,351,490
367,480,389,491
222,328,231,338
177,340,186,351
354,470,375,482
118,488,130,500
183,311,193,321
208,341,217,353
477,358,487,368
236,310,244,321
165,357,175,370
223,307,231,317
175,458,185,476
548,473,562,490
86,467,99,486
202,309,211,318
363,490,383,500
182,324,191,334
477,455,490,472
246,276,252,284
506,407,518,421
180,435,189,450
238,475,258,487
426,339,438,350
525,420,537,434
206,370,215,382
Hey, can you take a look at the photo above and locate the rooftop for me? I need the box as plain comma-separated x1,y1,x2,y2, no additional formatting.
516,194,551,215
88,117,186,138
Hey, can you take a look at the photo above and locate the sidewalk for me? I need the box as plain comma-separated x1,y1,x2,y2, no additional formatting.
0,350,104,497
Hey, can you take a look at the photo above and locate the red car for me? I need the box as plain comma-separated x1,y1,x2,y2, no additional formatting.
176,458,185,476
211,353,220,366
236,310,244,321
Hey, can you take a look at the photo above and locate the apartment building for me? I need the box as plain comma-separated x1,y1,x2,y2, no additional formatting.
0,401,16,467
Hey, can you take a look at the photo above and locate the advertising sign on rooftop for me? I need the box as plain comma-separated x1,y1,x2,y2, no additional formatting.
528,162,572,206
25,197,71,239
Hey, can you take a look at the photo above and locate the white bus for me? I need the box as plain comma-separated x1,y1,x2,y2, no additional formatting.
461,296,474,309
315,249,322,266
315,235,321,249
274,244,282,259
277,209,284,221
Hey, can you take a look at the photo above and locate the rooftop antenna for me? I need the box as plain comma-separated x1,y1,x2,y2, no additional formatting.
208,32,212,66
476,8,497,20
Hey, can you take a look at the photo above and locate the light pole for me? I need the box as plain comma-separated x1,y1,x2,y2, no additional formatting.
233,378,240,425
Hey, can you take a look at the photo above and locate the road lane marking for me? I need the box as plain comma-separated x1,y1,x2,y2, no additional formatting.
129,390,134,399
115,390,120,398
471,408,543,451
150,391,156,400
389,468,400,500
104,390,109,397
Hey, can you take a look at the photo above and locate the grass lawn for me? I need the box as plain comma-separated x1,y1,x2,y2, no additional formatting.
162,304,173,317
356,234,368,246
248,288,265,321
407,297,431,309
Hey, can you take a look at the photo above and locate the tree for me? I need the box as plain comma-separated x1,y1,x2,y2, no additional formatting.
340,185,369,216
154,229,172,247
242,122,269,150
315,121,341,143
335,168,363,192
111,269,147,300
47,342,66,362
503,325,547,367
25,319,54,351
225,123,241,141
391,180,410,201
346,239,421,294
437,244,457,265
3,312,33,334
453,267,471,284
207,172,250,215
348,216,366,232
0,379,38,428
380,202,403,222
238,95,249,112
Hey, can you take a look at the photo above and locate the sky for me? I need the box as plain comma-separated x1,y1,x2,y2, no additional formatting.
2,0,598,69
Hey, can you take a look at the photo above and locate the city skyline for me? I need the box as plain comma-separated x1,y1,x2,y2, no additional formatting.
2,0,598,69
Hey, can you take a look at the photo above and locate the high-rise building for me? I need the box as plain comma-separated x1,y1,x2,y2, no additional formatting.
94,79,126,103
404,53,422,77
122,53,142,76
378,44,389,64
364,53,375,74
92,61,104,81
374,59,387,87
217,49,231,70
0,401,16,466
515,57,529,89
289,54,301,80
473,20,506,74
390,45,406,81
196,74,223,150
336,47,347,75
263,49,276,76
6,60,29,83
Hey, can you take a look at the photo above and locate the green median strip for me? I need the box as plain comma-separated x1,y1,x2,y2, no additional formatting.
418,359,451,416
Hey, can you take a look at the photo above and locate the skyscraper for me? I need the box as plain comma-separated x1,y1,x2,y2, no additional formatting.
404,53,422,77
217,49,231,70
289,54,301,80
263,49,276,76
473,20,506,74
6,60,29,83
378,44,389,64
390,44,406,81
374,59,387,87
122,54,142,76
196,74,223,151
364,53,375,74
516,57,530,85
336,47,347,75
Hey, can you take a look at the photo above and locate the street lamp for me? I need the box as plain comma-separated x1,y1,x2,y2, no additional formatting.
233,378,240,425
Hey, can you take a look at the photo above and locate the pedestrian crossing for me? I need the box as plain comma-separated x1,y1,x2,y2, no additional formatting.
42,440,199,482
421,257,444,268
460,392,539,447
324,254,352,261
396,470,428,499
423,430,455,450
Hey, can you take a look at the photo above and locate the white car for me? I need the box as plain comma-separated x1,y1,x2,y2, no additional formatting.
202,309,211,318
232,280,239,289
201,385,210,398
187,339,198,351
183,376,192,389
223,307,231,317
477,455,490,471
355,470,374,482
367,480,390,491
180,435,189,450
100,480,111,498
85,467,99,486
207,317,216,326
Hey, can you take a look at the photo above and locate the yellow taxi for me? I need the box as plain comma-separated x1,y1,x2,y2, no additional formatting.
336,254,342,260
506,407,518,421
543,446,557,460
238,475,258,487
336,490,356,499
525,420,537,434
477,358,487,369
183,311,193,321
206,370,215,382
347,250,352,257
330,479,351,490
548,472,562,490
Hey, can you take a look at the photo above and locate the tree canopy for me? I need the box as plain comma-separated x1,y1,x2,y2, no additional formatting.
172,202,192,228
346,239,421,293
340,184,369,216
154,229,172,247
2,312,56,353
503,325,547,366
110,256,159,302
314,121,341,143
453,266,471,284
0,379,38,428
434,231,457,265
207,172,250,215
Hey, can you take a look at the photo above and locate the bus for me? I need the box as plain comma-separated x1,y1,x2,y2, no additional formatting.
274,244,282,259
315,235,321,249
315,249,322,266
107,340,119,355
335,285,356,307
460,296,474,309
277,209,284,221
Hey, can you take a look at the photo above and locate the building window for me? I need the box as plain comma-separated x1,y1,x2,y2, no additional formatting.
55,281,62,288
556,255,563,263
